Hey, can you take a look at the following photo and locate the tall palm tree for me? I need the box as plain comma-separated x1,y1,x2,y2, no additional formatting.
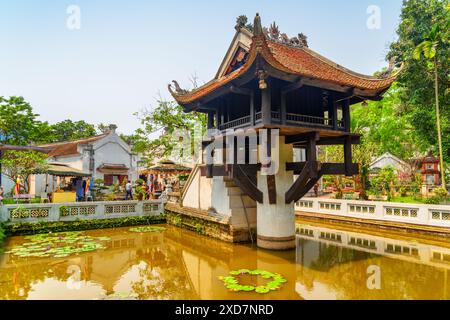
414,16,449,191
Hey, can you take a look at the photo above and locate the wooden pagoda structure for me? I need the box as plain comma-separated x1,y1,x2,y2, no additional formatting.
169,14,399,249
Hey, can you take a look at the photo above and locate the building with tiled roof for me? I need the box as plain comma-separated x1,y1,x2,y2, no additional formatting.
168,13,400,250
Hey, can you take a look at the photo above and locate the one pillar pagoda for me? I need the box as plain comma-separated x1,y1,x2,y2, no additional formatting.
169,14,398,250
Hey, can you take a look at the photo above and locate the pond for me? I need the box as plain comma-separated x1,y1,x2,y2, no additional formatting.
1,219,450,300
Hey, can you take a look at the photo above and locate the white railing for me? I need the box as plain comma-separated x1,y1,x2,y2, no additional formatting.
0,199,164,224
295,197,450,228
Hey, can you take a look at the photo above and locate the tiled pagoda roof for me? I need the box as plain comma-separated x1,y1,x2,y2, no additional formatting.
169,14,400,106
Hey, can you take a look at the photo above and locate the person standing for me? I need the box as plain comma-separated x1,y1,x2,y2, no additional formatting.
75,178,84,202
125,180,133,200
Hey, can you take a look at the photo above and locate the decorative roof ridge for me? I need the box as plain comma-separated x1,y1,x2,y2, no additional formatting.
267,39,402,82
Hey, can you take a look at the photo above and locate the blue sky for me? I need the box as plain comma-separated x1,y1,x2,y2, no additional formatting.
0,0,403,134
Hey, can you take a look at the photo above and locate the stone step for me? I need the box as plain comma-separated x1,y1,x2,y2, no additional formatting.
229,195,256,208
227,186,243,196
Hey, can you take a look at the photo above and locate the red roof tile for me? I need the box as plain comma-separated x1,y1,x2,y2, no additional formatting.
170,34,399,105
40,134,108,157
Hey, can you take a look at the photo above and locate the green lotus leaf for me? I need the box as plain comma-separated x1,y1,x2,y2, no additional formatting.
255,286,270,294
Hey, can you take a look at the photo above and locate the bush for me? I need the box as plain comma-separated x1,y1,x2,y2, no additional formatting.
425,196,441,205
434,187,448,200
0,222,6,251
6,215,166,236
1,198,16,205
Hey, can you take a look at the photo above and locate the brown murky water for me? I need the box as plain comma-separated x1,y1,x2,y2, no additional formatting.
1,219,450,300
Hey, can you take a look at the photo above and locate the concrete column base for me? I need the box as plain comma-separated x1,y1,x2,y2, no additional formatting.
256,136,295,251
257,235,296,250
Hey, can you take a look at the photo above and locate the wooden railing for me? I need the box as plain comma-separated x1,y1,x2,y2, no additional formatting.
219,115,251,130
286,113,333,127
218,111,344,130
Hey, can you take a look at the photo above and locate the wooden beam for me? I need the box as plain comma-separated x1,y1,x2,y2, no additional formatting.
207,111,215,129
267,175,277,204
286,162,358,176
246,90,253,127
232,165,263,203
297,175,322,201
342,98,351,133
344,135,353,176
199,165,228,177
261,82,271,125
317,135,360,146
199,164,261,177
285,162,310,203
230,86,252,96
285,132,320,145
280,91,287,125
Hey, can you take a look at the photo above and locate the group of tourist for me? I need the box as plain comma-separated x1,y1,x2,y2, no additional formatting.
124,175,174,201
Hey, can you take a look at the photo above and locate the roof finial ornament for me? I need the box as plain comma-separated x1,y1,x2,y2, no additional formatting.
253,13,263,36
235,15,248,31
168,80,188,95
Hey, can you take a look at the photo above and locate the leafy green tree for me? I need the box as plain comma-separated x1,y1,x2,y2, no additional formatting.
0,96,41,145
49,120,98,142
388,0,449,168
132,100,206,166
413,3,449,190
351,84,425,160
370,166,397,196
0,151,48,193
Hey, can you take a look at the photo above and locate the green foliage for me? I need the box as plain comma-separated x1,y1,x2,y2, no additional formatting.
351,85,426,159
132,99,206,166
0,96,42,145
178,173,190,181
370,166,397,196
48,119,98,143
0,222,6,252
0,96,101,145
0,150,49,193
388,0,450,164
6,231,110,258
434,187,449,199
129,226,166,233
425,196,441,204
59,206,69,216
218,269,287,294
6,215,165,236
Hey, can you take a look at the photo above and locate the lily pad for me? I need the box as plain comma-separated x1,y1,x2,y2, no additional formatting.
7,231,111,259
218,269,287,294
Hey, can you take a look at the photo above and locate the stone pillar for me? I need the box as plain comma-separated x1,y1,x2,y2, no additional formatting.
256,136,295,250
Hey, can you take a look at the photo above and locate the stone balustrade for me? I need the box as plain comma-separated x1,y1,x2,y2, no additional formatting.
296,197,450,229
0,200,164,224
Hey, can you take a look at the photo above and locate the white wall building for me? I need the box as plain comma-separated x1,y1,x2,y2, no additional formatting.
32,125,138,195
369,152,410,173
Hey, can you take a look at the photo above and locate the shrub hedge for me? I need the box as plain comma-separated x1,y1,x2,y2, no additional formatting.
5,215,166,236
0,222,6,251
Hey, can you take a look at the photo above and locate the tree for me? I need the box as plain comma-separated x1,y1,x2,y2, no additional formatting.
49,120,98,142
132,99,206,166
0,151,48,193
370,166,397,197
413,3,449,190
388,0,449,172
351,84,426,160
0,96,42,145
